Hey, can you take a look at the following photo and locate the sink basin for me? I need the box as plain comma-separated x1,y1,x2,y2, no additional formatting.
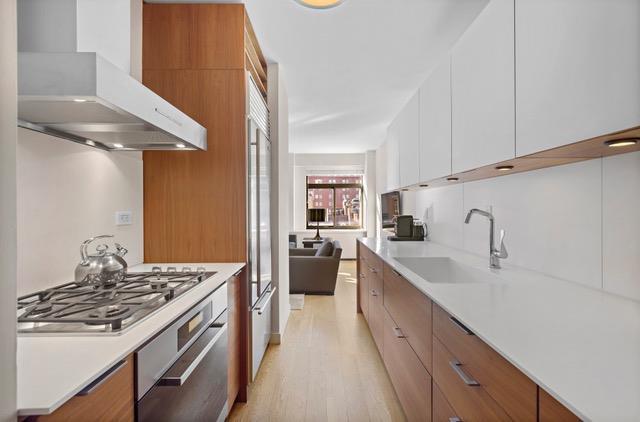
392,257,500,284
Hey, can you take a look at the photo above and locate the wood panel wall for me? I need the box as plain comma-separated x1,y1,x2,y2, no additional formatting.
142,3,254,408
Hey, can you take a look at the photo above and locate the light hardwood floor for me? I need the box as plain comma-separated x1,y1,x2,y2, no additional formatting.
229,260,405,422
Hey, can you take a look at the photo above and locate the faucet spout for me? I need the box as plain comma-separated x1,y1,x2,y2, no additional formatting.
463,208,506,269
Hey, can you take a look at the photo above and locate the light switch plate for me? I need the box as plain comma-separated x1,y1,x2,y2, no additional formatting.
115,211,133,226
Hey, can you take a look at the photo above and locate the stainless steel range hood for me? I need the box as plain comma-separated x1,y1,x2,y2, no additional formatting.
17,0,207,151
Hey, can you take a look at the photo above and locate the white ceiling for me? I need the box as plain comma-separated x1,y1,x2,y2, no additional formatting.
242,0,489,153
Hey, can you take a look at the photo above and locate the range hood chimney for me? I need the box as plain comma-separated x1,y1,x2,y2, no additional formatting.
17,0,207,151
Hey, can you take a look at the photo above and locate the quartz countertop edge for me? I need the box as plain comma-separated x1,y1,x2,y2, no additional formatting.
358,237,640,422
17,262,245,416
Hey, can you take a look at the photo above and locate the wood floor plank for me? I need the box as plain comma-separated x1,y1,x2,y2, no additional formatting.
229,261,405,422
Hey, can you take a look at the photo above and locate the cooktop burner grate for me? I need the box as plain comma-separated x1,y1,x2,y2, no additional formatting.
17,269,216,334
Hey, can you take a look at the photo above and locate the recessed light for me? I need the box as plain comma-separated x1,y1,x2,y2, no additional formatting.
446,177,459,182
73,98,87,103
495,165,514,171
294,0,344,9
176,143,186,148
85,140,95,147
419,184,429,188
401,188,409,192
604,138,638,148
113,143,124,149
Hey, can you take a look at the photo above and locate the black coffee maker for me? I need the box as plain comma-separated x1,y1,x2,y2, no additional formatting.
387,215,426,241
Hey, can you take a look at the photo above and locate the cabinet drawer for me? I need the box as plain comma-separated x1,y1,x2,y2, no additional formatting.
433,382,460,422
361,244,383,275
38,355,134,421
383,264,432,372
433,337,510,422
433,304,536,421
368,271,384,354
358,268,369,321
539,388,580,422
383,309,432,422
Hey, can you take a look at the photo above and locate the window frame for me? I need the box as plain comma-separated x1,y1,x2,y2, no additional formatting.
305,176,363,230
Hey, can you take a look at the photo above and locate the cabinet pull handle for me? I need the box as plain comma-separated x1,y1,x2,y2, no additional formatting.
449,418,462,422
370,289,378,296
77,359,128,396
393,327,405,338
391,269,402,277
449,316,474,336
449,359,480,386
369,266,377,274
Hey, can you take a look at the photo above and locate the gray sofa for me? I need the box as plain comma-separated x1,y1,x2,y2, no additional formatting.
289,240,342,295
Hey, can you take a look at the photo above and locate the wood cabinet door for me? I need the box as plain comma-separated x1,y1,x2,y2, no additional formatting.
433,337,510,422
433,382,461,422
383,264,432,373
37,356,134,422
515,0,640,156
433,304,537,421
419,56,452,182
398,92,421,188
358,264,370,321
451,0,515,173
539,388,581,422
383,309,432,422
369,272,384,355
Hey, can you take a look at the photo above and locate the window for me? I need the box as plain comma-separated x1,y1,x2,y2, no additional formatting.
306,174,363,229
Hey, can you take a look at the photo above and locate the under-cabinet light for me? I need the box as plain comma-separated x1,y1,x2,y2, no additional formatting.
495,165,514,171
295,0,344,9
605,138,638,148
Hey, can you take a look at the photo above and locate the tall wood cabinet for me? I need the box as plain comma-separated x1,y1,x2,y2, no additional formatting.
142,3,268,409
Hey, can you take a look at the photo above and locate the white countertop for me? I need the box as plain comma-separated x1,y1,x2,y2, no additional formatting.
17,262,245,416
359,237,640,422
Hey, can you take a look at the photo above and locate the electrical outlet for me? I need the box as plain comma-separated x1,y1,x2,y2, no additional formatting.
115,211,132,226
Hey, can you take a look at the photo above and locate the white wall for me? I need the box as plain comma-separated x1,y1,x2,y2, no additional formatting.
399,152,640,301
0,2,17,420
16,0,144,296
17,130,144,296
290,153,367,259
268,63,290,342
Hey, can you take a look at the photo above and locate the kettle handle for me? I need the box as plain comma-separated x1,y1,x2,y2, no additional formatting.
80,235,114,265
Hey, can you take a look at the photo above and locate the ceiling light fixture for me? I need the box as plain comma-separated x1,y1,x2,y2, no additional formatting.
495,165,514,171
295,0,344,9
446,177,459,182
604,138,638,148
113,143,124,149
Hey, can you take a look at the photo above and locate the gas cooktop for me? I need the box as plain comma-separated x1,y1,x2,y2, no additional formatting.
17,267,216,335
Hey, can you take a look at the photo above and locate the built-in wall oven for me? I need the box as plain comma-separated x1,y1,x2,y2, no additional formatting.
135,282,228,422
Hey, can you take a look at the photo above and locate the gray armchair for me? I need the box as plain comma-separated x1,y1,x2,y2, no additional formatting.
289,241,342,295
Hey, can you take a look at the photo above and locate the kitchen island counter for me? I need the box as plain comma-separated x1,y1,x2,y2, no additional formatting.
17,262,244,416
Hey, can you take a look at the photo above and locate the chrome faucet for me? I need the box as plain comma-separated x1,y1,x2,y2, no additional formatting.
464,208,508,269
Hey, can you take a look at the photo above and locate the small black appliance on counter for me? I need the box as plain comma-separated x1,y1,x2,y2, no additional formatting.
387,215,427,241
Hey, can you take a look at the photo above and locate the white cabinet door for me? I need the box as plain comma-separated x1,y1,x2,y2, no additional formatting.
386,123,400,192
515,0,640,156
398,92,420,187
451,0,515,173
419,56,452,182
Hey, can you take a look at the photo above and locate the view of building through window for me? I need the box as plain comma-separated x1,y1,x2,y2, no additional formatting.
306,175,363,229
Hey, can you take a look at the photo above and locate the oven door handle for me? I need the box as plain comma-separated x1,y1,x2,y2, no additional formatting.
158,323,227,387
255,286,276,315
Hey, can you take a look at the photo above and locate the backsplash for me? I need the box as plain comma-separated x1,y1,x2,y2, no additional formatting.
401,151,640,301
16,129,143,296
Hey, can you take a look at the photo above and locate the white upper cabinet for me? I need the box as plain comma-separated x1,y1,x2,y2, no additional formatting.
451,0,515,173
419,56,452,182
515,0,640,156
397,92,420,187
386,123,400,192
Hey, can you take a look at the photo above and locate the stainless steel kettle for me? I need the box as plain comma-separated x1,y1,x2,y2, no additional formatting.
75,235,128,287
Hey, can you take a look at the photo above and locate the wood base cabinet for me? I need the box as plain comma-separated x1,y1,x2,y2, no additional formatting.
539,388,581,422
34,356,134,421
383,308,432,422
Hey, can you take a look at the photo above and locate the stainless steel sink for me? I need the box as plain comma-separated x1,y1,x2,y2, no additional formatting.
392,257,501,284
